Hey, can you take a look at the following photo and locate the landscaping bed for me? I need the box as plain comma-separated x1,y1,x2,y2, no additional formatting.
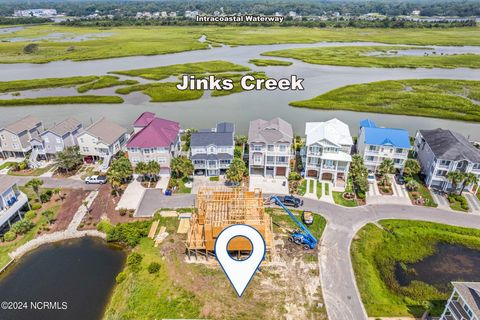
447,194,469,212
351,220,480,317
406,175,437,207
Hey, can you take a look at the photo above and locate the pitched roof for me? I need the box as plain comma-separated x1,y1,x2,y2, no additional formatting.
133,112,156,127
127,117,180,148
305,118,353,146
419,128,480,162
452,282,480,316
83,117,127,145
248,118,293,144
360,119,410,149
3,115,41,134
43,118,82,137
191,123,235,147
0,175,20,195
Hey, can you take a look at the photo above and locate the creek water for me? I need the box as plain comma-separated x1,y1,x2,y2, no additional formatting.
0,237,126,320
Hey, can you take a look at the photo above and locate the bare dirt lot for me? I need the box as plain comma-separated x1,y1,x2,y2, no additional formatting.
50,189,89,231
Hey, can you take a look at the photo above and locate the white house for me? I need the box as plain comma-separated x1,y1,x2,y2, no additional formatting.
247,118,294,177
304,118,353,190
440,282,480,320
357,119,411,173
414,128,480,192
0,176,29,236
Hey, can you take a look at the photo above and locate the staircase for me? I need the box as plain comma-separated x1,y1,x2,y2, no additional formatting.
100,154,112,172
28,148,41,169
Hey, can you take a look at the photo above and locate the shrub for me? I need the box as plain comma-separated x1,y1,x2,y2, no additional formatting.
147,262,161,274
105,221,151,247
357,192,366,200
23,43,39,54
31,203,42,210
3,230,16,242
40,190,53,203
11,220,35,235
115,272,127,283
127,252,143,272
96,220,114,234
25,210,37,220
119,208,128,216
288,172,301,181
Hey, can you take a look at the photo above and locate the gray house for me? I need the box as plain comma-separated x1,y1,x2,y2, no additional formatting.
190,123,235,176
414,128,480,192
248,118,294,177
0,115,43,160
30,118,83,161
440,282,480,320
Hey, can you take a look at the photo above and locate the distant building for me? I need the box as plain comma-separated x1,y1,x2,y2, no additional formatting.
77,118,129,171
185,10,199,18
414,128,480,192
169,12,177,17
213,11,221,16
14,9,57,18
161,11,168,17
304,118,353,189
0,176,29,236
127,112,181,175
411,10,421,16
440,282,480,320
248,117,294,178
357,119,411,173
190,122,235,176
288,11,297,17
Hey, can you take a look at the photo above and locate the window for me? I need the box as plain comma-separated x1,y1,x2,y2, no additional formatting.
279,145,287,152
394,158,402,164
267,156,274,163
55,146,62,152
267,145,274,151
13,143,19,149
474,163,480,169
82,147,89,152
254,154,262,162
369,145,376,151
439,160,450,166
12,136,18,142
278,156,287,163
144,149,150,154
44,137,50,143
253,145,262,151
56,137,62,144
0,134,5,140
366,156,374,161
395,148,403,154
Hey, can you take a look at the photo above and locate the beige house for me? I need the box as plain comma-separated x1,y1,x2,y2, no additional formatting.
0,115,44,159
77,118,129,171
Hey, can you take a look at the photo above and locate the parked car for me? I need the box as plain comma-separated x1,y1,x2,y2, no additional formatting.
85,175,107,184
367,173,376,184
302,211,314,225
395,173,405,185
275,195,303,208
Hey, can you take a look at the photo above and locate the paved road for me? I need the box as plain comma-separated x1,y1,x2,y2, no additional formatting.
11,176,100,190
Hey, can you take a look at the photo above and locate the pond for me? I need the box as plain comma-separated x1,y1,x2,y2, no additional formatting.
395,243,480,293
0,237,126,320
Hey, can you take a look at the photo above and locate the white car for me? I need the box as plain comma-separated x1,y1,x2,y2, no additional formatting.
367,173,376,184
85,175,107,184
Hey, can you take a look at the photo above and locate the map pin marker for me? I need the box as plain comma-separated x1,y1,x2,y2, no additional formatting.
214,224,266,297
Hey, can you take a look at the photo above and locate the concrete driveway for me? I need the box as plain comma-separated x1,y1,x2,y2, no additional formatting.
116,176,145,211
366,175,411,206
191,175,226,194
135,189,195,217
465,192,480,214
249,175,289,194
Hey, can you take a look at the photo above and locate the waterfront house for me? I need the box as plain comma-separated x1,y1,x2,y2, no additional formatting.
247,118,294,177
30,118,83,162
304,118,353,189
0,176,29,235
357,119,411,173
0,115,44,160
190,122,235,176
126,112,181,175
440,282,480,320
77,117,129,171
414,129,480,192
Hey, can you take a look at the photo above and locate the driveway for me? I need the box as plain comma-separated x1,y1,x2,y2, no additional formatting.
465,192,480,214
135,189,195,217
366,175,411,206
191,175,226,194
249,175,289,194
431,190,450,210
116,176,146,211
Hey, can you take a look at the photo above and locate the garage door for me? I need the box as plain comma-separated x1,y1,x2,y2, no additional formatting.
276,167,286,176
250,168,264,176
307,170,318,178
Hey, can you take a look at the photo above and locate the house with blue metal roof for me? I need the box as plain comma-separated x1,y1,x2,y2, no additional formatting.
357,119,411,172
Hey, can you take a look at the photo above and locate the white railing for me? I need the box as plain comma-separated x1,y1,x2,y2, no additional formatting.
0,193,28,227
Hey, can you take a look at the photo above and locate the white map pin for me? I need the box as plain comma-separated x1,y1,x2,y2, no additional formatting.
214,224,266,297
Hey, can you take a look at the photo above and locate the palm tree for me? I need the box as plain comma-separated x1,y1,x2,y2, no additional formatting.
135,162,148,181
26,178,44,202
460,172,479,195
405,179,418,191
107,156,133,196
378,159,395,177
42,210,54,224
446,171,466,194
403,159,421,178
226,158,247,184
146,160,161,182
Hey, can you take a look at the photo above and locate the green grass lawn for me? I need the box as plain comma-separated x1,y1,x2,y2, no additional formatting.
406,175,437,207
332,191,357,207
448,194,469,212
262,45,480,69
248,59,292,67
308,179,314,194
0,95,123,106
316,181,322,199
269,208,326,240
291,79,480,122
209,176,219,181
351,220,480,317
0,162,15,170
8,165,53,176
324,183,330,195
297,179,307,196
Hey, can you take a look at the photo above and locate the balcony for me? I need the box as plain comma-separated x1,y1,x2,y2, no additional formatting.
0,192,28,227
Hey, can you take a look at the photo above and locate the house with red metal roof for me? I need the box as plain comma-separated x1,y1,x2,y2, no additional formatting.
126,112,181,174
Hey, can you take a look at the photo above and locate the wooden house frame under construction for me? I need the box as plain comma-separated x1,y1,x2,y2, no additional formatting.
186,186,273,260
